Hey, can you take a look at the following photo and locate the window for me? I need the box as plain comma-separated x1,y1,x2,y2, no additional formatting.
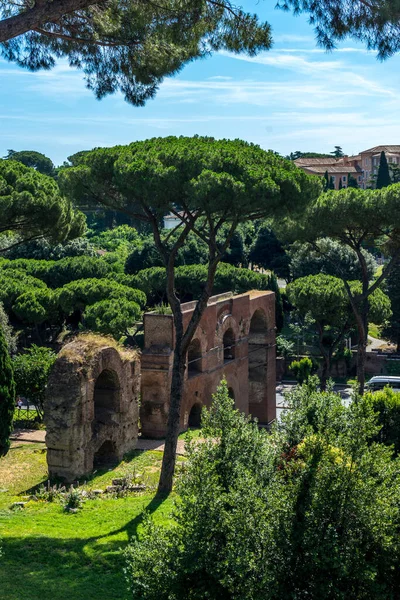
342,176,346,182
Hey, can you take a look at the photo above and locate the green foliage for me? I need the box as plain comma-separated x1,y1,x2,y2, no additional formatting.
56,278,146,316
3,236,96,260
289,238,377,281
12,288,58,325
83,298,141,339
249,223,290,279
365,387,400,455
5,150,55,176
382,261,400,350
276,0,400,59
0,302,16,353
0,325,15,455
289,357,313,384
376,151,391,189
0,269,47,311
13,345,56,420
331,145,344,158
132,262,283,328
126,378,400,599
1,1,273,105
347,173,359,188
0,159,85,251
45,256,112,288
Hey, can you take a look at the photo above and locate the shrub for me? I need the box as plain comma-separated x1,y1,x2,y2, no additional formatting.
365,387,400,455
289,357,313,384
13,346,57,421
0,325,15,456
63,487,84,511
125,379,400,599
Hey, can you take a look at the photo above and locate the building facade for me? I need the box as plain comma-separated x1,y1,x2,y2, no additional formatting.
295,145,400,189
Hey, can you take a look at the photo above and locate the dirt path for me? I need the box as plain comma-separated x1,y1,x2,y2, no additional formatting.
10,429,188,454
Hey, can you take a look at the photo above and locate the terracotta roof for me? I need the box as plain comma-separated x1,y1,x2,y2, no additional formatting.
361,145,400,154
294,157,341,166
304,165,361,174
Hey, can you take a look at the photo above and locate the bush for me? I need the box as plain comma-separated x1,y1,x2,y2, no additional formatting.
289,357,313,384
13,346,57,421
365,387,400,455
0,325,15,456
125,379,400,599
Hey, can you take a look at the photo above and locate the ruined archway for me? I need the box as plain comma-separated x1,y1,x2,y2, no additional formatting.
223,328,236,362
188,339,202,377
93,369,120,425
45,335,140,482
188,403,202,428
228,387,235,400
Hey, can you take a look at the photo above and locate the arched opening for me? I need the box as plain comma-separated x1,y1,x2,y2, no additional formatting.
93,440,118,467
93,369,120,425
223,329,236,362
188,339,202,377
250,309,268,334
188,403,202,428
228,387,235,400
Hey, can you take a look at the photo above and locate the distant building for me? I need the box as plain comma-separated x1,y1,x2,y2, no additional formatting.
295,145,400,189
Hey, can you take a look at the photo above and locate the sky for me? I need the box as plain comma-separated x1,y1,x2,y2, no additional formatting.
1,0,400,165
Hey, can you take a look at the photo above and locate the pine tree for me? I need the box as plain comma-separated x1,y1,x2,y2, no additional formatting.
331,146,344,158
0,325,15,456
348,174,359,188
376,151,391,189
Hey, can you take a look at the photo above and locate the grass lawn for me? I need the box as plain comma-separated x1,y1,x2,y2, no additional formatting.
0,443,178,600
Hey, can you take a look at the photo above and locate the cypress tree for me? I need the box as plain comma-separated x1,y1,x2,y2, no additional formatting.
376,151,391,189
0,325,15,456
329,176,335,190
348,174,358,188
323,170,329,191
339,178,343,190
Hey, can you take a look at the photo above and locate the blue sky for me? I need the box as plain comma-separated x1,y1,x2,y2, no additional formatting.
1,0,400,165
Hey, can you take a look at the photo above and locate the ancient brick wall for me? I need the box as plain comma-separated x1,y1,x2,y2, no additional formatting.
44,336,140,481
141,290,276,438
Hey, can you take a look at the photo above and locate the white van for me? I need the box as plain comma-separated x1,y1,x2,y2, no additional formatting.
366,376,400,392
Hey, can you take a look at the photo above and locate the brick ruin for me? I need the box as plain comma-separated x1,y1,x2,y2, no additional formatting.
45,337,140,481
45,290,276,479
141,290,276,437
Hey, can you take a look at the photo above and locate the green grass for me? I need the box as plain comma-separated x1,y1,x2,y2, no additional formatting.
178,427,203,441
0,443,177,600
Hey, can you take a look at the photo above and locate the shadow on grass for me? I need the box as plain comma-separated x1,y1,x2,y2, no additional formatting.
1,493,170,600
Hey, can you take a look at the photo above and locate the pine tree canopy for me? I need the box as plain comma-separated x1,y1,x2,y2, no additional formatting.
277,0,400,59
0,0,272,105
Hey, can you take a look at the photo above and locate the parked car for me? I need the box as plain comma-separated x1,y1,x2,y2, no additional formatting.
366,376,400,392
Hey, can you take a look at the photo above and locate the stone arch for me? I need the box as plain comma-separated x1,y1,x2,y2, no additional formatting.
249,308,268,334
45,335,139,482
223,328,236,362
187,338,202,377
215,314,240,364
93,369,120,425
228,387,235,400
188,403,202,428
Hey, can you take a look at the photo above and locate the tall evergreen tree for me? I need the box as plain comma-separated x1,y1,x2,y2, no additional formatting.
323,170,329,191
348,174,359,188
339,178,343,190
0,325,15,456
331,146,344,158
329,176,335,190
376,151,391,189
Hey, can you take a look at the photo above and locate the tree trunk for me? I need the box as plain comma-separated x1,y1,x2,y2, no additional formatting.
0,0,94,43
320,354,330,391
355,308,368,394
157,342,186,495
